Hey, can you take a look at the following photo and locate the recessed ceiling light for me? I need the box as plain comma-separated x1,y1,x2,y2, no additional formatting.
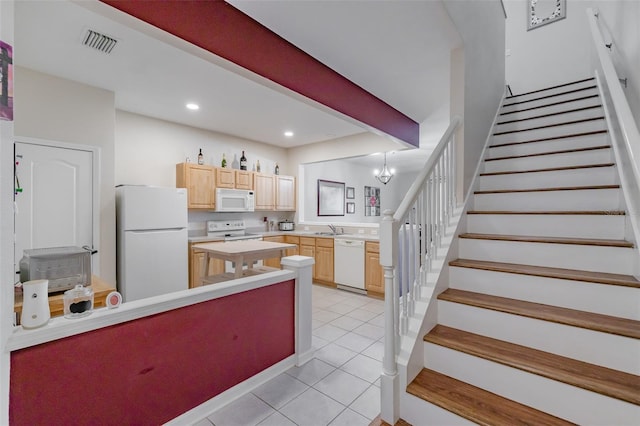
186,103,199,110
284,131,294,137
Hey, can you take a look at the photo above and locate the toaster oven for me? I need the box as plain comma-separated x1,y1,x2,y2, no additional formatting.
20,246,92,293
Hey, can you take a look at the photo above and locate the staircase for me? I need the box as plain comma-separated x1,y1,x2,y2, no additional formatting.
403,78,640,425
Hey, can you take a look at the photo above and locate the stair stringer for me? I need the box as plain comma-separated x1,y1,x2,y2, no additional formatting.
595,71,640,279
396,94,506,424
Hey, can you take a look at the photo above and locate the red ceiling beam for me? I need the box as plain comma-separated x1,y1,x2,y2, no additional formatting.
100,0,419,147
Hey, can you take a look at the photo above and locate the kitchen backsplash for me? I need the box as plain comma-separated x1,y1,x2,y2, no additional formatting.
187,211,295,235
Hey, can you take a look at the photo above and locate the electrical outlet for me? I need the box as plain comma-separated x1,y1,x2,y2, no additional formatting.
371,230,378,235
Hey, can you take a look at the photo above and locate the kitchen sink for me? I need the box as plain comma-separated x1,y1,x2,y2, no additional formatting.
314,231,345,236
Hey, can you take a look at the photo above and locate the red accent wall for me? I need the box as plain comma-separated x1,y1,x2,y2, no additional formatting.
99,0,419,147
10,280,295,425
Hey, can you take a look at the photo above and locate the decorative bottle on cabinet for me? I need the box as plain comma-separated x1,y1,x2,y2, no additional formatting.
221,153,227,168
240,150,247,170
275,163,280,175
197,149,204,165
256,160,261,172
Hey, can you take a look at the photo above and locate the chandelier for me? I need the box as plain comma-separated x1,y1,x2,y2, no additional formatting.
374,152,394,185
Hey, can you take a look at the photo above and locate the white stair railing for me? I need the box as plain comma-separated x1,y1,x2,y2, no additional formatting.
587,7,640,263
379,116,461,423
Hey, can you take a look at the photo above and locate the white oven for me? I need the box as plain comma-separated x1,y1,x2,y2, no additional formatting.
215,188,255,212
206,220,263,273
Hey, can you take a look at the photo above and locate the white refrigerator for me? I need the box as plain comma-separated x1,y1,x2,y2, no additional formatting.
116,185,188,302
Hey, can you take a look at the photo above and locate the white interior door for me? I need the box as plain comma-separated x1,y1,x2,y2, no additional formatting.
14,142,94,279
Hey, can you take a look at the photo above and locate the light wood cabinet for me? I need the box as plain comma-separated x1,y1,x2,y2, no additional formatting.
284,235,300,256
315,237,334,284
262,236,284,268
189,242,224,288
365,241,384,295
215,167,235,188
299,237,316,278
235,170,254,190
176,163,215,209
254,173,275,210
276,175,296,211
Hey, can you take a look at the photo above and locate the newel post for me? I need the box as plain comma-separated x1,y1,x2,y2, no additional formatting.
281,255,315,366
380,210,400,424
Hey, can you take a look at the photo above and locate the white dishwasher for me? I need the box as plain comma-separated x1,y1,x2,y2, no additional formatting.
334,238,365,292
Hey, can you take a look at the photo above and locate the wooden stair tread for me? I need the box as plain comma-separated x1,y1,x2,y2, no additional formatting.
505,77,595,100
503,86,597,107
475,184,619,194
480,163,614,176
485,145,610,162
489,130,607,149
496,105,602,125
424,326,640,405
437,288,640,339
467,210,625,215
500,94,600,116
449,258,640,288
407,368,575,426
493,116,604,135
369,416,412,426
458,233,634,248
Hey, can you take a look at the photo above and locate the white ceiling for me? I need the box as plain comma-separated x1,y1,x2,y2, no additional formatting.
14,0,462,171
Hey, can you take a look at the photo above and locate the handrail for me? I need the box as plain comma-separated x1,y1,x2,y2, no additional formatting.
379,116,461,423
587,8,640,250
587,8,640,180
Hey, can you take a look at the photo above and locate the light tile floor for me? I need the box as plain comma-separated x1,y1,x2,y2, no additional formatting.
198,284,384,426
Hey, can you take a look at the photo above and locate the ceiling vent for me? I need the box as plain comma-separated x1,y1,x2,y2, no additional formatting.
82,29,118,54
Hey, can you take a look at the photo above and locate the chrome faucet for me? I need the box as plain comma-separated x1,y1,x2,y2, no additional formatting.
327,224,337,234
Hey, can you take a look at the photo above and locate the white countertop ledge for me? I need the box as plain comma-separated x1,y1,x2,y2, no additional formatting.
7,269,295,352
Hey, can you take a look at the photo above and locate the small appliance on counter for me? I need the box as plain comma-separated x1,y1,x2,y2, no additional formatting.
278,220,295,231
21,279,51,329
19,246,92,293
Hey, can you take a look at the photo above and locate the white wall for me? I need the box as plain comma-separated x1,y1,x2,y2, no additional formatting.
301,159,416,225
0,1,14,423
115,110,289,186
444,0,506,194
14,66,117,285
504,0,639,126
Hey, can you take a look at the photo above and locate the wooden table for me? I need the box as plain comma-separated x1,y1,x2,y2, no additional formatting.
14,275,116,324
193,240,296,284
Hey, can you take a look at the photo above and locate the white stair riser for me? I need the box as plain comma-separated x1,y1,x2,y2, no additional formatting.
402,393,475,426
458,238,634,275
424,343,640,425
466,213,626,239
501,88,599,113
492,119,606,145
478,166,617,191
495,107,605,132
507,80,597,103
483,149,613,172
473,188,620,212
449,266,640,320
437,300,640,374
499,96,602,121
486,133,608,158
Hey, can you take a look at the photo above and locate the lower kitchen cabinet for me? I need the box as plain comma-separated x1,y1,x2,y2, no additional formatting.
365,241,384,295
284,235,299,256
315,237,334,284
263,236,284,268
299,237,316,278
189,242,224,288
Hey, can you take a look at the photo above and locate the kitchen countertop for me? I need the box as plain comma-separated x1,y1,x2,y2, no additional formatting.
188,230,379,243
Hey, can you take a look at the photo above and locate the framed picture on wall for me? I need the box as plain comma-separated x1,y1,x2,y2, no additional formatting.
527,0,566,31
364,186,380,217
318,179,345,216
346,186,355,199
346,202,355,214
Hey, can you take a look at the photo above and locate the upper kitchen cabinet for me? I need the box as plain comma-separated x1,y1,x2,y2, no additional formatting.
254,173,275,210
215,167,235,189
276,175,296,211
235,170,254,190
176,163,215,209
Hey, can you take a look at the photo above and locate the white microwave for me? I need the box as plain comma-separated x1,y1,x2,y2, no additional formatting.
215,188,255,212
